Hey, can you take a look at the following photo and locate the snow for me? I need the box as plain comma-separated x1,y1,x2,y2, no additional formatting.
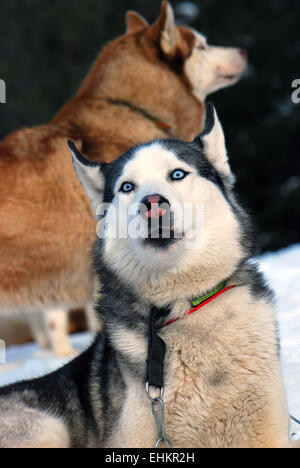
0,332,93,388
260,244,300,438
0,244,299,440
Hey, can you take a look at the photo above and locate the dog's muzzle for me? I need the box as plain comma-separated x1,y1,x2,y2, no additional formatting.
140,194,169,219
139,194,178,249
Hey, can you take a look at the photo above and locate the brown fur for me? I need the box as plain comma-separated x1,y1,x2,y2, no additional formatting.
0,3,203,318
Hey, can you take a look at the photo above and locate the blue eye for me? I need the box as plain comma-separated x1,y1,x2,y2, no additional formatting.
120,182,134,193
170,169,189,181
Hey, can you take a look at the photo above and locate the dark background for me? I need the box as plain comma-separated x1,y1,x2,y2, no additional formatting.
0,0,299,252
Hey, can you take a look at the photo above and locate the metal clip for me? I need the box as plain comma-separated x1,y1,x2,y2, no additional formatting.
148,390,173,448
146,381,164,402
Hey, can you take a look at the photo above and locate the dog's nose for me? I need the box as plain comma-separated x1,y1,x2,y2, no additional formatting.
140,194,170,219
240,48,248,60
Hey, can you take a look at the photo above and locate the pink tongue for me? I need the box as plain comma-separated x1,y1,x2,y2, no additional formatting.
146,206,167,219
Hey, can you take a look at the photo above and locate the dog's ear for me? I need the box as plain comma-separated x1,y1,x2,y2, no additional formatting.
147,2,179,56
194,103,234,181
126,11,148,34
68,140,105,217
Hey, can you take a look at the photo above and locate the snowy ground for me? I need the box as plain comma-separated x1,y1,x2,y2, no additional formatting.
259,244,300,438
0,244,299,440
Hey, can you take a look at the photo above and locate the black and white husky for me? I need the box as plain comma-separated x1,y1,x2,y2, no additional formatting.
0,104,296,448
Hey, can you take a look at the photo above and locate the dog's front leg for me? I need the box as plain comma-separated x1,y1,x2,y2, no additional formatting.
42,309,77,357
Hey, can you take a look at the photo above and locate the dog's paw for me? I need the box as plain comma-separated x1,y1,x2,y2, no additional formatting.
53,345,79,358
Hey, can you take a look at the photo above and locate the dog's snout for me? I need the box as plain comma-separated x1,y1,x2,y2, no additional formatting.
140,194,170,219
240,48,248,60
141,194,170,207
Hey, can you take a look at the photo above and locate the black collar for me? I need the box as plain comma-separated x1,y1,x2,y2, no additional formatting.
107,98,174,138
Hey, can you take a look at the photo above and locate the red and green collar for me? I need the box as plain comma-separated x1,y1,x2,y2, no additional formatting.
161,280,236,328
146,280,237,396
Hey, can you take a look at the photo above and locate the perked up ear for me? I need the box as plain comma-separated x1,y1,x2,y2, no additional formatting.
67,140,105,217
194,102,234,181
147,1,179,57
126,11,149,34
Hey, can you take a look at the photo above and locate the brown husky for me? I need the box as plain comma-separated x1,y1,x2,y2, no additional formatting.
0,2,247,356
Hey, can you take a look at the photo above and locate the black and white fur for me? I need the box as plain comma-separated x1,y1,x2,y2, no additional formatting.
0,104,295,448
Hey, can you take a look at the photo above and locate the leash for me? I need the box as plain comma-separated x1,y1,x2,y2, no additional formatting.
290,415,300,440
145,281,236,448
291,415,300,425
146,306,167,390
146,306,173,448
290,414,300,428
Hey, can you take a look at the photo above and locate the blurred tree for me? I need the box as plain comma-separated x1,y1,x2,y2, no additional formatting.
0,0,299,252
